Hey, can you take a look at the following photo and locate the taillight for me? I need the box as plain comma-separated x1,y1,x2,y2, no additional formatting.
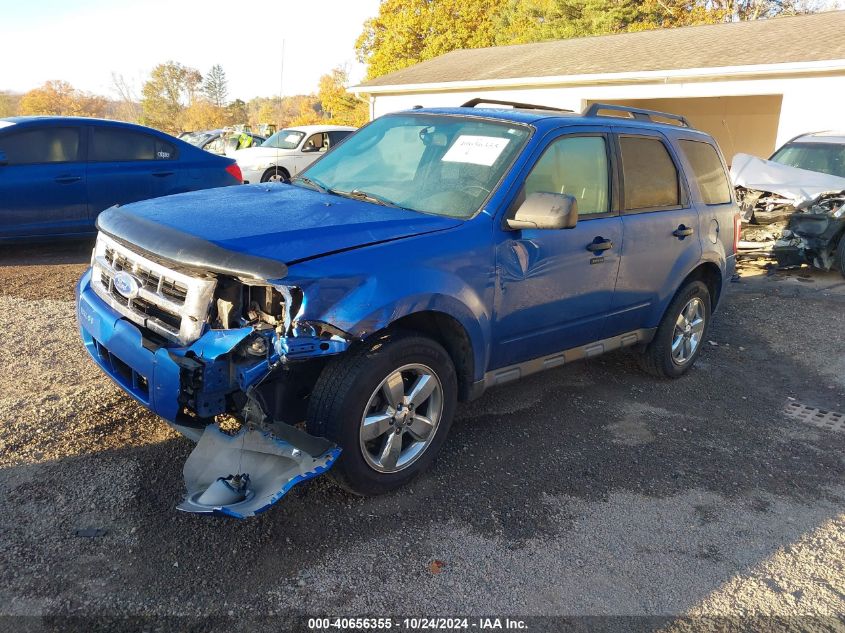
733,213,741,254
225,163,243,183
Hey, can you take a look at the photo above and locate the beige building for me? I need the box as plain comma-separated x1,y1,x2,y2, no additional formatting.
352,11,845,161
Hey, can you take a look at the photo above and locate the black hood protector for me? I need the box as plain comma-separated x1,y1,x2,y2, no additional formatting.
97,207,288,281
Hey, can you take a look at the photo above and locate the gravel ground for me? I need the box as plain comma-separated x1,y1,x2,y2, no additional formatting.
1,241,845,632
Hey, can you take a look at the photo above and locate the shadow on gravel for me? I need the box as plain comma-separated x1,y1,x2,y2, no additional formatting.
0,239,94,267
2,288,844,618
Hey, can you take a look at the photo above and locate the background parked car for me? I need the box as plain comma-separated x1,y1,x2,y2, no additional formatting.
234,124,355,183
0,117,243,240
182,129,266,157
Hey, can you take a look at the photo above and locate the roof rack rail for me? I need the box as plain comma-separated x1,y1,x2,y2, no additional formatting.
583,103,691,128
461,98,572,113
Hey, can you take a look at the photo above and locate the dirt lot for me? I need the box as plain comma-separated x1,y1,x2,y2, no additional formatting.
2,241,845,632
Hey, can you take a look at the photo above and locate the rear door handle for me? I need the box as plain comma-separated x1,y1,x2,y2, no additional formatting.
152,171,175,177
586,237,613,252
673,224,695,238
54,175,81,184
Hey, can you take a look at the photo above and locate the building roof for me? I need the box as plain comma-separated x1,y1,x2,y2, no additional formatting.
356,11,845,91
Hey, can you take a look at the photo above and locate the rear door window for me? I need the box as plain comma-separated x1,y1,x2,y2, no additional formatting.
0,127,81,164
327,130,352,147
678,140,731,204
619,136,681,210
524,135,610,215
90,128,173,162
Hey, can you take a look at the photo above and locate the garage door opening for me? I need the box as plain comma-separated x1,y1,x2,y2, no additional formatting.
585,95,783,165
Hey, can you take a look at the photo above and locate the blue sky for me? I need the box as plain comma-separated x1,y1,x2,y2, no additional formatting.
0,0,382,99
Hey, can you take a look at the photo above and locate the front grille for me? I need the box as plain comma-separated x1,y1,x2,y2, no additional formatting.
91,233,216,345
106,247,189,303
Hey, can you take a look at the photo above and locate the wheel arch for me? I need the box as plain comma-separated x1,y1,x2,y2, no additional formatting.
679,261,723,313
383,310,476,402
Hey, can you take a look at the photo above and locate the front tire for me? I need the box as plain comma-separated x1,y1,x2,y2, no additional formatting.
260,166,290,183
638,280,711,379
306,331,457,495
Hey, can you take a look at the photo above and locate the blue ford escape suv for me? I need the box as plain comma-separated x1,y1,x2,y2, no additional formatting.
76,100,739,517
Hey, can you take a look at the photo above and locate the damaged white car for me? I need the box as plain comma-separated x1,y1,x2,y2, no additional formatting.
731,132,845,275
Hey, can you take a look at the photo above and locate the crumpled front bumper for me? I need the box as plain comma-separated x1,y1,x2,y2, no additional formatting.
75,269,341,517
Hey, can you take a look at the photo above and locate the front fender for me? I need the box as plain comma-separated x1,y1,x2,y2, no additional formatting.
282,222,495,382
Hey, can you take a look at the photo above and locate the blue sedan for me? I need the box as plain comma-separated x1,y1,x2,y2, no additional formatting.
0,117,243,240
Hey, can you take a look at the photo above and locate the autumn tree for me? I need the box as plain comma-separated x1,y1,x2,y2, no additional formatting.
141,61,203,133
225,98,248,125
204,64,228,107
110,72,141,122
355,0,505,79
181,101,228,131
358,0,828,79
0,92,22,118
318,67,368,126
18,80,107,117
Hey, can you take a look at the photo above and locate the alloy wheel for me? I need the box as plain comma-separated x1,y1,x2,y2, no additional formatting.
359,364,444,473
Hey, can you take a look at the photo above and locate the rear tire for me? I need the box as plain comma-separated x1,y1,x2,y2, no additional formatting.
306,331,457,496
260,166,289,183
638,280,711,379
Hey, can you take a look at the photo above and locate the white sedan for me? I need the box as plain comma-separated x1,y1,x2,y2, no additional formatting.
234,125,356,184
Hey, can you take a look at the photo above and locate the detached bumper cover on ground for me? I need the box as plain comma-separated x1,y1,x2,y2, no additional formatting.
178,424,341,518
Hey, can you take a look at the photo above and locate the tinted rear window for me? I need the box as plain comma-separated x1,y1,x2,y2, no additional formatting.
90,128,176,161
620,136,680,210
0,127,81,164
678,140,731,205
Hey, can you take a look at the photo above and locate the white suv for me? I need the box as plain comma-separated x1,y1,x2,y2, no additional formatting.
234,124,356,184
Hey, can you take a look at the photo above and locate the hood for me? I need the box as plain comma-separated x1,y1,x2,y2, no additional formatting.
731,153,845,209
97,184,462,279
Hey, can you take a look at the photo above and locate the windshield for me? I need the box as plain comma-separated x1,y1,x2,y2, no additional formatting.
261,129,305,150
770,142,845,178
298,114,530,218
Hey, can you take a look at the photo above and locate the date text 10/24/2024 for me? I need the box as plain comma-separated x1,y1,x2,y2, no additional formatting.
307,618,529,630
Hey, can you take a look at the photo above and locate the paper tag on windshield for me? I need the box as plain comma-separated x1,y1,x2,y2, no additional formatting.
285,134,301,143
442,135,510,166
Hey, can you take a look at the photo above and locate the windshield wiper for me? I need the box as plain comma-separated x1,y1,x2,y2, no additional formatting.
340,188,401,208
291,176,330,193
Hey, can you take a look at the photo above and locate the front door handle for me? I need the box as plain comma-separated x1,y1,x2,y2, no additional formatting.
54,175,81,184
586,237,613,252
152,171,175,177
673,224,695,238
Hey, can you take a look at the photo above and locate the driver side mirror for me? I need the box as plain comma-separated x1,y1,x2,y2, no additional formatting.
506,192,578,230
0,151,7,166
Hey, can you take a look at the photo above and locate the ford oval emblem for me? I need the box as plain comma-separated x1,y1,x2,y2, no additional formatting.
113,271,141,299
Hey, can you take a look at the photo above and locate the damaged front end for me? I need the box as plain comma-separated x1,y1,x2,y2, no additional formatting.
78,230,353,518
772,195,845,270
731,153,845,271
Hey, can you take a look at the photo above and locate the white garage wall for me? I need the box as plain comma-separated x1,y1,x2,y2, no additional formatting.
364,72,845,156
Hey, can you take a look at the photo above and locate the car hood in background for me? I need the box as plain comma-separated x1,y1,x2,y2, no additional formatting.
731,153,845,209
96,184,462,279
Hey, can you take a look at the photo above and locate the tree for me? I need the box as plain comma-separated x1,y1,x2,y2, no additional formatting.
181,101,228,131
18,80,107,117
355,0,506,80
110,72,141,122
358,0,827,79
204,64,229,108
225,98,248,125
317,67,369,126
140,61,202,133
0,92,20,118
